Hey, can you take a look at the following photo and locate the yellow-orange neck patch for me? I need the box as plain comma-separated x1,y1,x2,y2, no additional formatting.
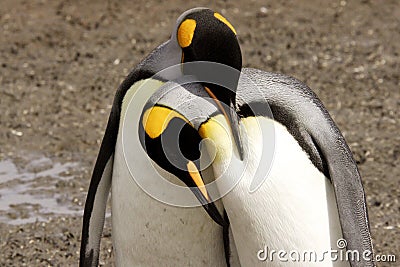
142,106,190,139
177,19,196,48
214,12,237,35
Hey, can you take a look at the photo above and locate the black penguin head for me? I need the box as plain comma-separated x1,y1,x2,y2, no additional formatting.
139,102,226,227
176,9,241,71
175,8,242,106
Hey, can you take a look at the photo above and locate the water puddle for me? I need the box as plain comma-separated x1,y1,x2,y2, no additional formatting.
0,154,82,225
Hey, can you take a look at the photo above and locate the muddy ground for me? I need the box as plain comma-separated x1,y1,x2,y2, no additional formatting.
0,0,399,266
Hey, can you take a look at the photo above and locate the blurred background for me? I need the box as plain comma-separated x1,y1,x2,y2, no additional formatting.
0,0,398,265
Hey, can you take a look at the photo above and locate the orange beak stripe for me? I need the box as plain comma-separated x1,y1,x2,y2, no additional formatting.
187,161,210,201
204,86,231,125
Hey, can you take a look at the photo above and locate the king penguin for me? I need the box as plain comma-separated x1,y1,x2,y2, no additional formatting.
139,71,376,267
80,8,243,267
194,68,376,267
129,10,375,267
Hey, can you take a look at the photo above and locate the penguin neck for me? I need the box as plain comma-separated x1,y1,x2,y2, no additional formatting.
199,115,242,185
139,40,182,81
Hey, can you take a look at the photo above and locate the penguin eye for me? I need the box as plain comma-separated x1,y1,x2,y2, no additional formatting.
177,19,197,48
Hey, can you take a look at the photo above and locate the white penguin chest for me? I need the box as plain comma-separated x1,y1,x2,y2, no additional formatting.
212,116,348,266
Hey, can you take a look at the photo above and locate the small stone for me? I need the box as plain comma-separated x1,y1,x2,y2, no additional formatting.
10,129,23,136
260,7,268,14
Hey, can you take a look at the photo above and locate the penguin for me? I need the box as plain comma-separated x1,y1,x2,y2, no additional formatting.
139,68,376,267
80,8,243,267
197,68,376,267
130,11,376,267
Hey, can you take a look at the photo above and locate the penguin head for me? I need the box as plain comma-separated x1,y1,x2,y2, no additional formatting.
176,8,241,71
139,82,226,226
174,8,242,107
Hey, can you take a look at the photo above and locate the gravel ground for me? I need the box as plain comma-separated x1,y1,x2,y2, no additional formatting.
0,0,399,266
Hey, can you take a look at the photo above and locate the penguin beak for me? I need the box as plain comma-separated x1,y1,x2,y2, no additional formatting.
204,87,244,160
186,160,226,226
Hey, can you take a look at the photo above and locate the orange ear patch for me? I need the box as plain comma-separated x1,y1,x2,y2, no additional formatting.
142,106,190,139
214,12,237,35
177,19,197,48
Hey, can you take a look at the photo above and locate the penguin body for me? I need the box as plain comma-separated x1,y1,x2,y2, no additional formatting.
111,80,225,266
197,68,374,267
80,77,228,266
238,69,373,266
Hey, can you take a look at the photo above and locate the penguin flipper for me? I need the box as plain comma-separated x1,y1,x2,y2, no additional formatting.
301,90,375,267
238,68,375,267
79,108,117,267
